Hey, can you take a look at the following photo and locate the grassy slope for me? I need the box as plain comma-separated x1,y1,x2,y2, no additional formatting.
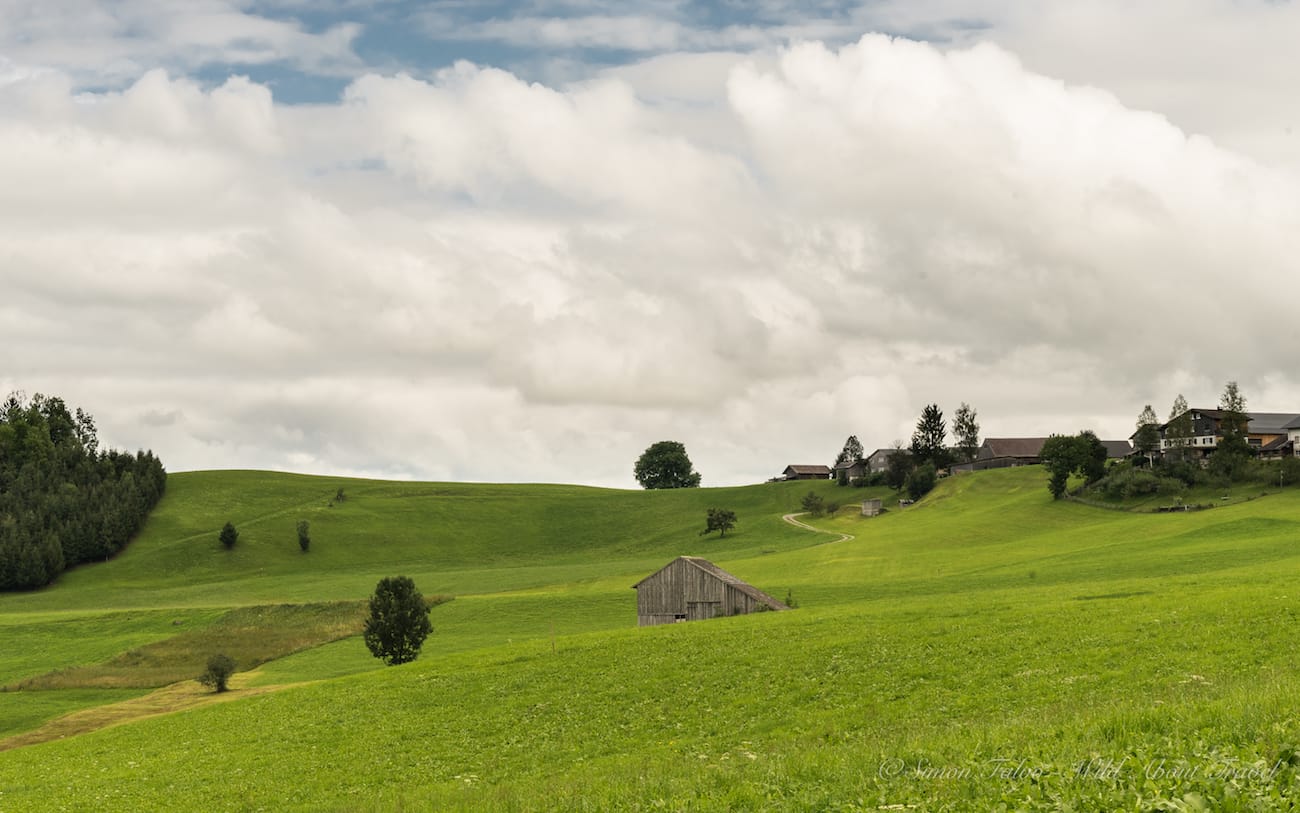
0,471,857,737
3,468,1300,809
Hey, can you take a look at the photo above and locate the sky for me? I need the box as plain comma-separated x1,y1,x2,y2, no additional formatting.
4,1,1300,488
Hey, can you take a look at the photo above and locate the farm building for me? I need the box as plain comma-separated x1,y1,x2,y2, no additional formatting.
633,556,789,626
782,464,831,480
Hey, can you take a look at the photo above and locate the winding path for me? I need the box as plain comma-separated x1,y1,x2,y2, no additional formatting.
782,512,855,544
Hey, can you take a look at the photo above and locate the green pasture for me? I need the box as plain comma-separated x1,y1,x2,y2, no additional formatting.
2,466,1300,809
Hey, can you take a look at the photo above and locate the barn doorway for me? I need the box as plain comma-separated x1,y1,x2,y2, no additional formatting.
686,601,721,621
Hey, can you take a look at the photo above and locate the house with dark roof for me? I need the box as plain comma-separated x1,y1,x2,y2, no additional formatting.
865,448,899,474
833,458,869,481
782,464,831,480
633,556,789,626
1154,408,1300,459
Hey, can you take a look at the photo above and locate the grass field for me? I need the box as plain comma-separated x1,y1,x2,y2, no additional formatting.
2,467,1300,809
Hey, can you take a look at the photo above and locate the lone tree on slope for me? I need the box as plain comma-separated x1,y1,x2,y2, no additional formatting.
198,653,236,693
701,508,737,538
634,441,702,489
364,576,433,666
219,522,239,550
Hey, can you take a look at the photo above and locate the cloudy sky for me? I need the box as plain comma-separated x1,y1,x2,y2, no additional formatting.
4,1,1300,487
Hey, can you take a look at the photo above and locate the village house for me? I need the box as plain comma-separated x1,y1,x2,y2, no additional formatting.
864,448,898,474
633,556,789,626
832,458,869,481
1151,409,1300,460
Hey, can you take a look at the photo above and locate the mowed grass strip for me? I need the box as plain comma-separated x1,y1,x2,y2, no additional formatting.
0,671,288,752
6,601,378,691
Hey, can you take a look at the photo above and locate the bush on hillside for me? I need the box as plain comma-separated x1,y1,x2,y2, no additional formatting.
219,522,239,550
1155,459,1205,487
800,492,825,517
906,462,937,501
700,508,737,538
198,653,236,693
1097,467,1185,500
297,520,311,553
1281,457,1300,486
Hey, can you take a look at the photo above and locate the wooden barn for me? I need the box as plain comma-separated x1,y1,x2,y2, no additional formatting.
633,556,789,626
782,464,832,480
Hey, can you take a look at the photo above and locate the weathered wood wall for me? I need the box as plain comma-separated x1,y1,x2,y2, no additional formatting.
636,559,770,626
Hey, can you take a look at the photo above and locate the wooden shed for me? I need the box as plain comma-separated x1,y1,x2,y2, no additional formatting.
633,556,789,627
782,464,832,481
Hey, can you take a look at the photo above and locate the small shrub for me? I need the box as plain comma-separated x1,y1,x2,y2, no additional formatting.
296,520,310,553
1280,457,1300,486
824,501,840,516
800,492,824,517
1157,459,1205,487
334,487,347,503
849,476,869,488
783,589,799,609
219,522,238,550
905,462,937,500
197,653,236,693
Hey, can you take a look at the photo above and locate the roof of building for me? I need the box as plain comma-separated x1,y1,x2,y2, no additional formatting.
783,464,831,475
1246,413,1300,434
866,448,898,459
982,437,1049,458
1101,439,1133,458
1160,408,1300,434
983,436,1130,459
1259,436,1294,453
632,556,790,611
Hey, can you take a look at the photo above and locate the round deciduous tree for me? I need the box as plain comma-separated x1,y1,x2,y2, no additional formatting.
633,441,701,489
198,653,236,693
363,576,433,666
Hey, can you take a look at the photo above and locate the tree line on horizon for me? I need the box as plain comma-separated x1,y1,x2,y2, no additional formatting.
0,392,167,590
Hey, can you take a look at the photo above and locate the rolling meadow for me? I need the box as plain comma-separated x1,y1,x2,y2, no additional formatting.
2,466,1300,810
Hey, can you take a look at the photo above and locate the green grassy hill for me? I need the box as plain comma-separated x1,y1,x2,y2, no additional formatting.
3,467,1300,810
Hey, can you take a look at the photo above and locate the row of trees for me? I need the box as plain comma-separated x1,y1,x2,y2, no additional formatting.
0,393,167,590
834,403,980,473
831,403,980,499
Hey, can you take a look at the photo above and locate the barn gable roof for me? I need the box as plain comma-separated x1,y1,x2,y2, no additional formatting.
982,437,1048,458
783,464,831,476
632,556,789,611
